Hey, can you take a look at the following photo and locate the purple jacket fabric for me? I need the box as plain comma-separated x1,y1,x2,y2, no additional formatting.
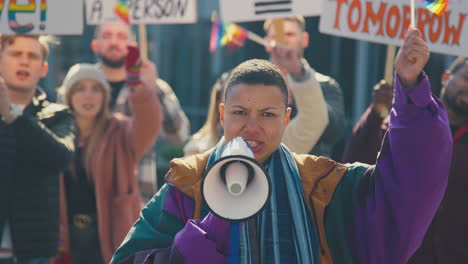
345,73,452,263
111,74,452,264
340,76,468,263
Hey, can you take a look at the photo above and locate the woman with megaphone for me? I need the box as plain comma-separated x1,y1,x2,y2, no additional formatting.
111,28,452,264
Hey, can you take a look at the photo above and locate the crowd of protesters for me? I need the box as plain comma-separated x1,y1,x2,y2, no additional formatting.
0,16,466,264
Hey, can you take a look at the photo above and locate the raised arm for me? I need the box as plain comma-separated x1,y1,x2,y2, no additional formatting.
283,61,329,154
127,61,162,162
350,28,452,264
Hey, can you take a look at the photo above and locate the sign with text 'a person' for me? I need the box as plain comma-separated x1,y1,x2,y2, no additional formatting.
319,0,468,57
85,0,197,25
219,0,323,23
0,0,83,34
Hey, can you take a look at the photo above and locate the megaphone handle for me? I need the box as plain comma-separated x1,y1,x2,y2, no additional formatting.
229,223,240,264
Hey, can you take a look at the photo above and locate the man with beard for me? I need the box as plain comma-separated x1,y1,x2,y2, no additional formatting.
408,57,468,263
341,57,468,263
90,22,190,200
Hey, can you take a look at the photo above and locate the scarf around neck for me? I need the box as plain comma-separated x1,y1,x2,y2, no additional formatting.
206,140,319,264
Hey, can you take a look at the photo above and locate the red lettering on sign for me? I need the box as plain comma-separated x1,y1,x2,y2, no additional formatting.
399,6,411,39
362,2,386,35
429,14,443,43
334,0,349,29
386,6,400,38
348,0,362,32
443,12,467,45
417,8,430,41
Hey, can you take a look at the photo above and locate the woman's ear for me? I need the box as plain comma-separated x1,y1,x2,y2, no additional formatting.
285,107,291,124
441,71,451,86
90,40,98,53
219,103,225,128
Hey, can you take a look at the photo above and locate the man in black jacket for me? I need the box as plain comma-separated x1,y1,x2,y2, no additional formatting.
0,35,75,264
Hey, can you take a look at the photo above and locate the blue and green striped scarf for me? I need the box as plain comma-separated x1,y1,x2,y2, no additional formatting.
207,141,319,263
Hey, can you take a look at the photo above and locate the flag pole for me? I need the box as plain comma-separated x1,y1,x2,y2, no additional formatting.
410,0,415,27
138,24,148,60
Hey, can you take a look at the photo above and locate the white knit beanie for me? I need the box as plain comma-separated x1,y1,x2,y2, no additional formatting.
58,63,110,103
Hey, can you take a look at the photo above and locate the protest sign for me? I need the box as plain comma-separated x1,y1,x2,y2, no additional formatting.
86,0,197,24
319,0,468,56
219,0,323,22
0,0,83,34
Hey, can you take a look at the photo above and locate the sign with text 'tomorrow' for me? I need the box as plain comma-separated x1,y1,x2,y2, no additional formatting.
319,0,468,57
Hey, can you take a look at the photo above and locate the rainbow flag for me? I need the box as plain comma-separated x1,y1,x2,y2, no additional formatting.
422,0,449,15
210,17,247,52
115,0,130,24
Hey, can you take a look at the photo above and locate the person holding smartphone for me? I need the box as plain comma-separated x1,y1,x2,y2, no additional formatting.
56,49,161,263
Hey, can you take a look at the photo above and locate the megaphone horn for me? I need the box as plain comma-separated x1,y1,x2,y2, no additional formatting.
201,137,271,223
220,160,255,196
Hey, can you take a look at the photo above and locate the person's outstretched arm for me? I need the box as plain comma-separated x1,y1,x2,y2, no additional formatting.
345,28,452,263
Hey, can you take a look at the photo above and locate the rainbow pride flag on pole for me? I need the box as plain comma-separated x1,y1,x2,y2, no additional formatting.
115,0,130,24
210,13,248,52
421,0,449,15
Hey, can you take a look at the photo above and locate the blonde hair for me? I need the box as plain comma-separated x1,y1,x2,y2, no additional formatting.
0,35,52,61
65,80,111,180
189,73,229,147
263,16,306,33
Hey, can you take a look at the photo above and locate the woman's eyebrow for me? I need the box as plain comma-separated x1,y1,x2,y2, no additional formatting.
231,105,248,110
259,107,280,111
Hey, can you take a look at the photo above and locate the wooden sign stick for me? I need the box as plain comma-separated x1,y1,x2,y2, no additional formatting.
138,24,148,60
384,45,396,84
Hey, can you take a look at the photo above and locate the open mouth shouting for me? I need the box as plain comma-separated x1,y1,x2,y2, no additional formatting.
245,139,264,153
16,70,30,80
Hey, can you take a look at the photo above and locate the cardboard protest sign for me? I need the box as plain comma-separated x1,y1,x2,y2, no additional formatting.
0,0,83,34
85,0,197,25
319,0,468,56
219,0,323,23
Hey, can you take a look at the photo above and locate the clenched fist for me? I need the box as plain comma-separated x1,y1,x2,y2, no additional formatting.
395,27,430,88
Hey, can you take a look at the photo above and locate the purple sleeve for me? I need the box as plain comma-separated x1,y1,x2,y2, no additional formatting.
113,186,230,264
172,214,230,264
348,73,452,264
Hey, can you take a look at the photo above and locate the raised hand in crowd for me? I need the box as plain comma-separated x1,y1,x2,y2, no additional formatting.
267,43,303,77
372,80,393,118
138,60,159,91
395,27,430,88
0,76,10,119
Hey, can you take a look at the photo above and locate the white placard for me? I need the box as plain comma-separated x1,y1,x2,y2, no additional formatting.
219,0,323,23
0,0,83,35
319,0,468,57
86,0,197,25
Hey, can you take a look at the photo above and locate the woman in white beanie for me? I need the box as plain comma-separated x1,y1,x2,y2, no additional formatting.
57,63,161,264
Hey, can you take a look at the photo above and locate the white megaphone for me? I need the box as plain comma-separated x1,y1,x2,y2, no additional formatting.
201,137,271,222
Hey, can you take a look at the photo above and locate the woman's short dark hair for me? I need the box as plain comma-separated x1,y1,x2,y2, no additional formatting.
224,59,288,106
